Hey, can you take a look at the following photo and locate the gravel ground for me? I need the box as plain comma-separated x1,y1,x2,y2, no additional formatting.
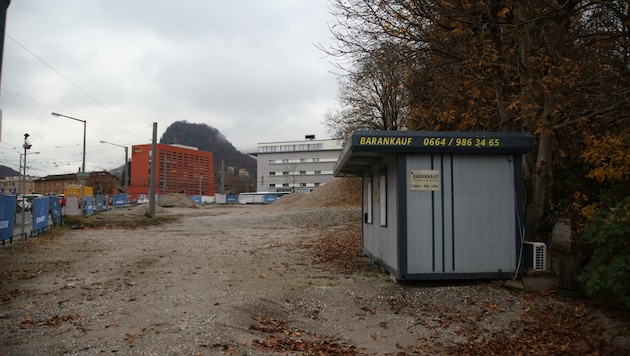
1,179,629,355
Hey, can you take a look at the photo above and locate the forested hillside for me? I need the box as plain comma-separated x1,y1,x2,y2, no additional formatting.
0,166,19,179
159,121,257,193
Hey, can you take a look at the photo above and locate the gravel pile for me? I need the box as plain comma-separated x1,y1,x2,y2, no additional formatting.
156,193,202,208
271,177,361,209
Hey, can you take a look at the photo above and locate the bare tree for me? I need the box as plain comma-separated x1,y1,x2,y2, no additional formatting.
326,42,411,140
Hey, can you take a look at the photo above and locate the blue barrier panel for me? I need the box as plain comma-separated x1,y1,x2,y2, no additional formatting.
0,195,17,242
113,194,127,207
86,196,94,215
190,195,202,204
96,194,105,211
264,194,278,204
226,195,239,204
50,197,63,224
32,197,50,231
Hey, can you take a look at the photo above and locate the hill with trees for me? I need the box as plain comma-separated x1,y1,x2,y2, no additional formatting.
159,121,257,194
0,166,19,179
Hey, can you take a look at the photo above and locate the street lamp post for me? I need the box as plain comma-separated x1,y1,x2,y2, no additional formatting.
19,149,40,214
99,140,129,195
51,112,87,215
20,133,32,239
18,151,40,238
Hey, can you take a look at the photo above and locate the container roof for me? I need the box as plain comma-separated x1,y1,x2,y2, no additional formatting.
334,130,533,177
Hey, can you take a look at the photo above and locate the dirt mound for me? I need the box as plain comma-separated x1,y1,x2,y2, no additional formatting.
272,177,361,209
127,204,170,215
272,191,307,206
156,193,202,208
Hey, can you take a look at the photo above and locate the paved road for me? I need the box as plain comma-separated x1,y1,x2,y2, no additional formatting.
10,210,56,240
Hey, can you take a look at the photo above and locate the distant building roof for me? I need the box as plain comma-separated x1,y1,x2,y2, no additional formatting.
35,170,117,182
35,173,77,181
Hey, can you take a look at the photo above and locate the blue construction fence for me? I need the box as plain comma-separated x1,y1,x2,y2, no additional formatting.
0,193,130,243
2,192,287,243
216,193,284,204
1,194,64,244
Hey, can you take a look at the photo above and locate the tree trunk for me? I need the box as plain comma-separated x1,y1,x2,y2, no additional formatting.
525,129,553,241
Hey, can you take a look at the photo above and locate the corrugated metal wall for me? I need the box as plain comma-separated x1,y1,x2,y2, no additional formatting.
405,154,517,275
361,158,399,274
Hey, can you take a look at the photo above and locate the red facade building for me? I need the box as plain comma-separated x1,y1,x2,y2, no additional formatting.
128,144,214,199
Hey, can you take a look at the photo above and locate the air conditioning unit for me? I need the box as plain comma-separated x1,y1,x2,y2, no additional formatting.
523,242,547,271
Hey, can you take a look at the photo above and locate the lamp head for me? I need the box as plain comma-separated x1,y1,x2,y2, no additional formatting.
23,133,32,149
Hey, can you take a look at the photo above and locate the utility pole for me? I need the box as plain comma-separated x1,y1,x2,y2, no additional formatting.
0,0,10,141
20,133,31,239
220,160,225,195
148,122,157,217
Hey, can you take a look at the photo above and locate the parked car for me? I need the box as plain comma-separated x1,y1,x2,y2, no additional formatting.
15,194,45,212
16,197,32,212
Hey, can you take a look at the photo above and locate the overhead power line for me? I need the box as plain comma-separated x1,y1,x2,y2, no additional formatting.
5,33,145,137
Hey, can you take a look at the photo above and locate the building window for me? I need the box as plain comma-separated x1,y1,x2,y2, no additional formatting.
300,183,306,187
282,183,289,187
269,159,276,164
314,182,321,187
269,184,276,187
299,171,306,175
269,172,276,176
312,158,320,162
282,159,289,163
282,171,289,175
314,170,321,174
300,158,307,163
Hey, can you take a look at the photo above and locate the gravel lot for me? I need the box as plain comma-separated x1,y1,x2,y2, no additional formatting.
1,179,629,355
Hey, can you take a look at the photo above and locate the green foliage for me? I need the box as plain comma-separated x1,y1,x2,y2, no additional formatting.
579,196,630,307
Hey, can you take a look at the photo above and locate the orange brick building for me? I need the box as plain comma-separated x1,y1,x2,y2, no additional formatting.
128,144,214,199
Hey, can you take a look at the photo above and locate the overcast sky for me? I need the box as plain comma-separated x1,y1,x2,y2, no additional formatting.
0,0,340,177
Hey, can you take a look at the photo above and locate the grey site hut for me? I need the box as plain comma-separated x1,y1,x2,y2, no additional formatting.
333,130,534,280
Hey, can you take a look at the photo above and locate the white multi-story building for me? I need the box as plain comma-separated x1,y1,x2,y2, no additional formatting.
254,135,343,193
